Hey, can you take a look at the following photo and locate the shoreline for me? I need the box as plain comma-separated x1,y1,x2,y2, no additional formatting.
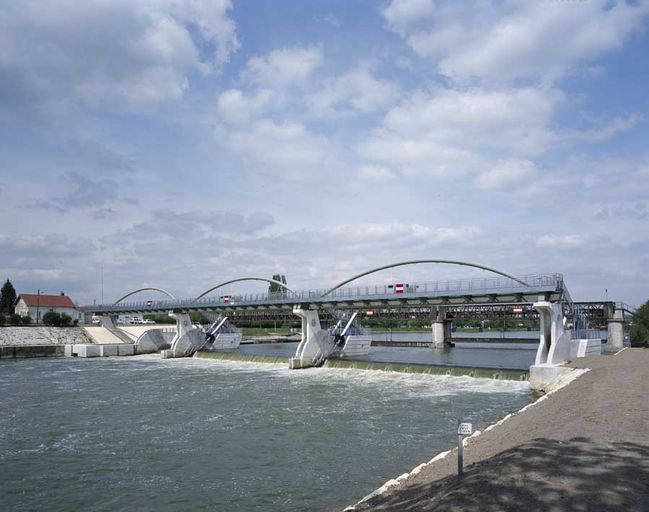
344,348,649,511
344,366,584,511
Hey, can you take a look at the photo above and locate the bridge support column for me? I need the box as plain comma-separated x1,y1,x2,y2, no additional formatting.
606,307,625,353
289,308,334,369
431,307,453,349
162,313,204,358
529,300,573,391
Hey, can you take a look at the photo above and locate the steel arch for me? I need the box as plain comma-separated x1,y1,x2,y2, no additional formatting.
321,260,530,298
193,277,297,303
113,287,177,305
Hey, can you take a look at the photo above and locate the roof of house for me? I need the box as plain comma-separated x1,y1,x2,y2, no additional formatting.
18,293,76,309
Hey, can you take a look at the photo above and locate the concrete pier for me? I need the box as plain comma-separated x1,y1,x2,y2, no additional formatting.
65,343,136,358
606,307,625,352
431,306,452,348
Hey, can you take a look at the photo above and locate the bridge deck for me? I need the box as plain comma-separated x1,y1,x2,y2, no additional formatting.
84,274,568,314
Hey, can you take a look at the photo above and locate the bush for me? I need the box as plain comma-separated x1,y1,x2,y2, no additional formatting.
143,313,175,324
0,313,5,326
21,315,32,325
60,313,72,327
9,313,23,325
42,311,61,326
629,300,649,348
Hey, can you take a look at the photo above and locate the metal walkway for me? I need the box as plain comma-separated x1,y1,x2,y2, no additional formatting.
84,273,570,314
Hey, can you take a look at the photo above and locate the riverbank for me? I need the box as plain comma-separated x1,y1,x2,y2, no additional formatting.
346,348,649,511
0,326,92,345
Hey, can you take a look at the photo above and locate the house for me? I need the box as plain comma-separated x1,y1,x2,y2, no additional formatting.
14,292,81,324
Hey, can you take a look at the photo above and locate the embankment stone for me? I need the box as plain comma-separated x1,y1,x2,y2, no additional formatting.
0,326,92,346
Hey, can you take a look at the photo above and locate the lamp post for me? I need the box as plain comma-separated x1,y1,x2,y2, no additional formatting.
36,289,40,324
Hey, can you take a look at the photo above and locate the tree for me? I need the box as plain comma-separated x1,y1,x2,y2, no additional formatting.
42,311,61,326
0,313,5,326
21,315,32,325
59,313,72,327
0,279,17,314
629,300,649,347
268,274,287,295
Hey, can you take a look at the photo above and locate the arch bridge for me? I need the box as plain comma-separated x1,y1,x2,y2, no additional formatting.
81,260,621,388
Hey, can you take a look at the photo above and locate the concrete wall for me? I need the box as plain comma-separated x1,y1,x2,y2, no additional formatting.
0,327,92,346
82,327,126,344
119,325,176,338
0,345,65,359
570,338,602,359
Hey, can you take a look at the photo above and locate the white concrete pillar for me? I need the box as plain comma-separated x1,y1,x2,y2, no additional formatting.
290,308,334,368
431,306,451,348
606,307,625,353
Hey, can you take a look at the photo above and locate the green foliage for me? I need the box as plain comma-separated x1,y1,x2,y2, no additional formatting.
0,313,5,326
21,315,32,325
189,311,210,324
629,300,649,347
42,311,63,326
59,313,72,327
9,313,23,325
143,313,175,324
268,274,287,295
42,311,59,326
0,279,17,314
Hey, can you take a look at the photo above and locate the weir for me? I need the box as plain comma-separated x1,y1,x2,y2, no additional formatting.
84,262,631,390
194,351,529,381
288,307,372,369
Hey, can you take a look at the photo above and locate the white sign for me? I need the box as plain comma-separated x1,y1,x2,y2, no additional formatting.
457,422,473,436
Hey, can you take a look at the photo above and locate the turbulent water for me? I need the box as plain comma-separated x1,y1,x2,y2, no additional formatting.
1,356,532,512
241,341,537,369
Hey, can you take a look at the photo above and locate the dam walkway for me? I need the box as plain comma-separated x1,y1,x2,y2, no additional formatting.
349,348,649,512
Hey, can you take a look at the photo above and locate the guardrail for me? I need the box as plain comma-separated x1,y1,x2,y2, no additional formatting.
84,273,564,312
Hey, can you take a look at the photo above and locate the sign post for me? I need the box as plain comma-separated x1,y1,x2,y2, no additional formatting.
457,420,473,478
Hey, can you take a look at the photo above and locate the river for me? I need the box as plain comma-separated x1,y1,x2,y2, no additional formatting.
1,355,532,511
240,340,538,370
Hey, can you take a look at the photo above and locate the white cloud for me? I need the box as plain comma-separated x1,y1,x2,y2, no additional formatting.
306,67,399,118
357,165,397,182
216,89,276,125
474,159,536,190
244,46,323,88
227,119,331,179
359,86,561,178
564,114,644,143
382,0,649,84
536,234,587,250
382,0,436,34
176,0,240,66
0,0,239,109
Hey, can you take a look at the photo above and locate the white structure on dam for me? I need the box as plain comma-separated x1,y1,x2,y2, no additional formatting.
83,260,633,390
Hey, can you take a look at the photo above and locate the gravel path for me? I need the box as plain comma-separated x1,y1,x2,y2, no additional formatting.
349,348,649,511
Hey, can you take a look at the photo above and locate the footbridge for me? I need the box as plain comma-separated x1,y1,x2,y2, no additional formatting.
82,260,629,389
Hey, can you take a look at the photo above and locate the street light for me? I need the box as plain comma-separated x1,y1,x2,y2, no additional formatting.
36,289,40,324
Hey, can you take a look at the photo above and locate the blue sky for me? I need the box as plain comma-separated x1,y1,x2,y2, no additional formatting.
1,0,649,305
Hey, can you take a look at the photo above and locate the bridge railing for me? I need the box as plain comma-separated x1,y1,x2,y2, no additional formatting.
313,274,562,301
86,273,564,312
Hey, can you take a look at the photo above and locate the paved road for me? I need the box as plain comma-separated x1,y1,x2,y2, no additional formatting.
349,348,649,511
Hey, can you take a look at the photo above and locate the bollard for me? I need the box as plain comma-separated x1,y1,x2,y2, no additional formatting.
457,419,473,478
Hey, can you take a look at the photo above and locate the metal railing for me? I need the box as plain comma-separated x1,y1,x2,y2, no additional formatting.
86,273,564,311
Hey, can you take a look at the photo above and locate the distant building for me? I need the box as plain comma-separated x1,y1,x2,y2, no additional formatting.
14,292,81,324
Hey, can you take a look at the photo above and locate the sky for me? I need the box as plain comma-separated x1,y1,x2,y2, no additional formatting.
1,0,649,306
